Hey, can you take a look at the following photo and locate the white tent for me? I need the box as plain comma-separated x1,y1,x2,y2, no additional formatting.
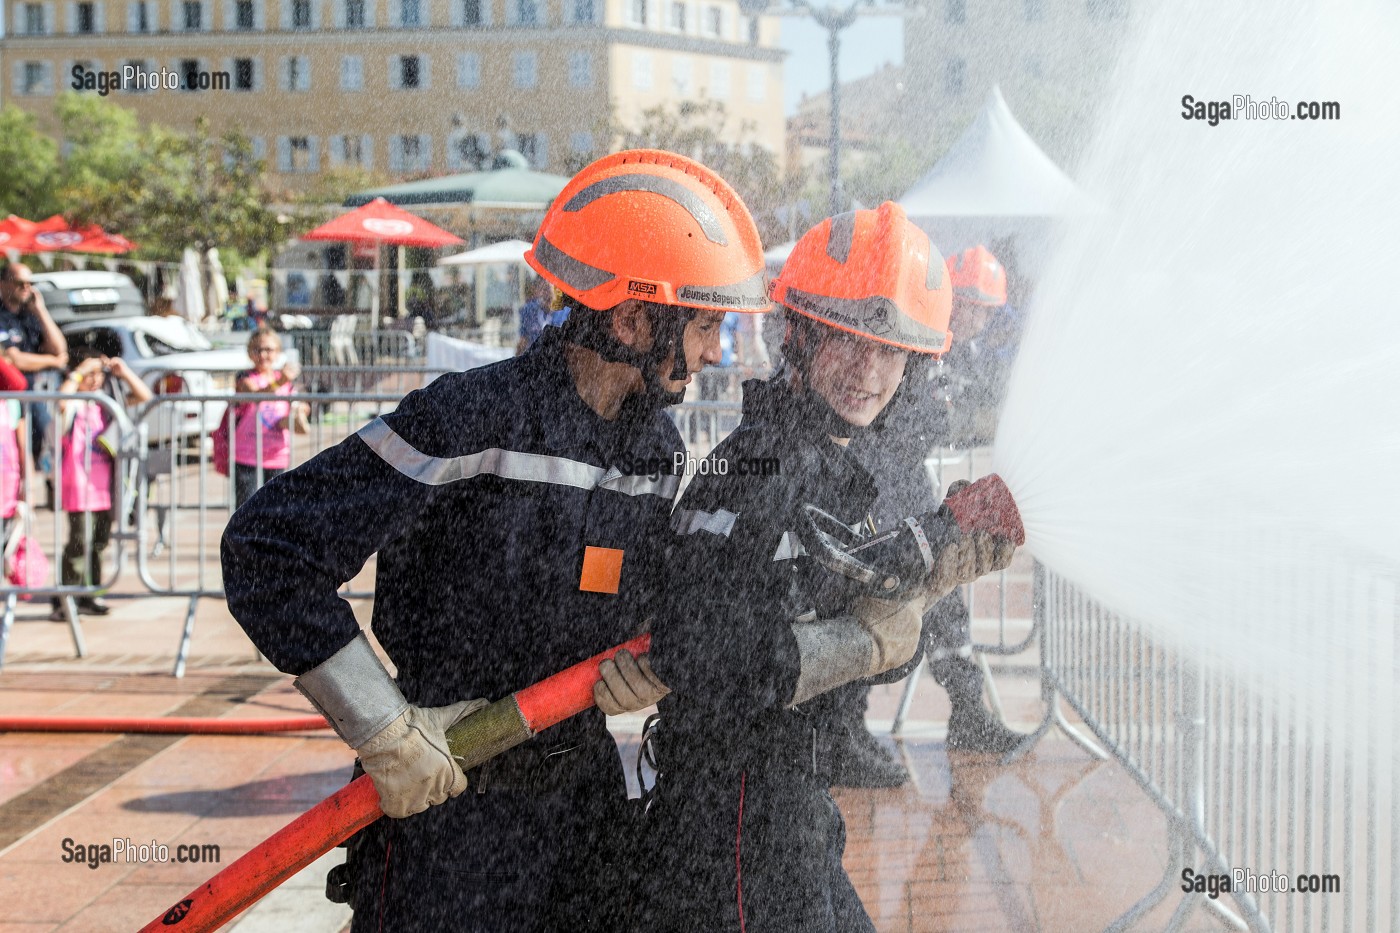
437,239,532,266
899,86,1090,278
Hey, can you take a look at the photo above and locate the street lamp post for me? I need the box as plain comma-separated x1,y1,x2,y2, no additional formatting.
741,0,885,217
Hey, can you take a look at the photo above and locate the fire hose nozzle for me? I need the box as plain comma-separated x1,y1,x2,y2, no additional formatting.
943,473,1025,546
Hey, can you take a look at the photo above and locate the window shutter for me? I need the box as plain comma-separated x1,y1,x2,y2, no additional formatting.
360,135,373,169
417,134,431,171
276,136,292,172
419,55,430,89
328,135,344,166
299,56,311,90
307,136,321,173
388,136,402,172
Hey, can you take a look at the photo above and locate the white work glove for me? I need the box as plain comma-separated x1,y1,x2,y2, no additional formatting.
788,595,928,707
355,699,489,819
594,649,670,716
294,633,489,819
851,595,927,675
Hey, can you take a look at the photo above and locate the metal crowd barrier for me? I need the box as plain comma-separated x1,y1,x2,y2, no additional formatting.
281,326,420,368
1022,561,1398,932
1,391,137,668
134,391,406,676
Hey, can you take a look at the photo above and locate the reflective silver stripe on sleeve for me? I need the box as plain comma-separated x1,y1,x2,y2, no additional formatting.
671,507,739,537
772,531,807,561
601,469,682,500
358,418,675,498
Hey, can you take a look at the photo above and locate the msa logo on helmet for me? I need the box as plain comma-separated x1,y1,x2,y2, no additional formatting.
626,280,659,297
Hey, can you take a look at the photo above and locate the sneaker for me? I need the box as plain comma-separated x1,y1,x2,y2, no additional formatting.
48,601,68,622
76,597,111,616
946,706,1027,754
830,727,909,788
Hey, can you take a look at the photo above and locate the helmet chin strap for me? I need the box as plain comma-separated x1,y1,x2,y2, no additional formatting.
563,302,695,409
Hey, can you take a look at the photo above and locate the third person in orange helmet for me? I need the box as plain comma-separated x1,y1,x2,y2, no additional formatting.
640,202,1023,932
222,150,768,930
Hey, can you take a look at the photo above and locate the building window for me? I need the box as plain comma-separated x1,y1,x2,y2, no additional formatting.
568,50,592,87
461,0,482,25
124,59,150,92
133,1,150,31
401,0,421,26
183,1,202,29
630,0,646,25
1024,54,1043,78
671,56,692,95
400,55,421,88
746,14,758,43
570,131,594,154
341,55,364,89
236,0,255,27
668,1,685,31
632,51,653,90
746,63,765,101
291,0,312,27
706,5,722,36
945,58,965,95
513,51,538,88
23,3,44,33
456,53,481,88
517,133,546,168
393,135,429,173
21,61,47,94
1087,0,1128,18
289,136,313,173
335,135,369,167
945,0,965,23
513,0,540,25
451,133,489,170
708,60,730,99
568,0,594,22
76,2,95,33
1023,0,1044,21
234,58,255,90
285,56,310,91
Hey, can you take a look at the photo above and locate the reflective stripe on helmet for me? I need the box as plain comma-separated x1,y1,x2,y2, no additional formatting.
358,418,680,498
772,531,807,561
565,173,728,246
825,211,855,264
782,287,948,353
675,272,770,311
533,236,613,293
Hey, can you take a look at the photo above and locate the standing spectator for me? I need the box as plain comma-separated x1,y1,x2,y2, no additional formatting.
0,358,28,544
0,262,68,501
514,277,553,354
50,351,151,619
232,328,309,509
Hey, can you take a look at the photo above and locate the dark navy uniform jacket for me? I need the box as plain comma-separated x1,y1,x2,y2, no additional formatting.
651,376,920,773
221,328,683,721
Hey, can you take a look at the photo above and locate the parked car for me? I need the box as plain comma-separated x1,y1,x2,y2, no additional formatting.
59,316,298,443
31,270,146,325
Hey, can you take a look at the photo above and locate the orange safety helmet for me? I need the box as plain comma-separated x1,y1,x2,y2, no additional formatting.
770,201,952,355
525,149,769,315
946,245,1007,307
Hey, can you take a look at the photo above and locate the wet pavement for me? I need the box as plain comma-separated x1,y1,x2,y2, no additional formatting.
0,576,1232,932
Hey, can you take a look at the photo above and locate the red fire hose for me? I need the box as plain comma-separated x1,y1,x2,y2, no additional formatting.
0,716,330,734
138,634,651,933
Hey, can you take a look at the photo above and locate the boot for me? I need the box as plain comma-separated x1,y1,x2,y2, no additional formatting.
76,597,111,616
932,652,1027,754
831,726,909,788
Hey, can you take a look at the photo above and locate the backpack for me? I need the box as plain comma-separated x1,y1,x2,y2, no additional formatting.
212,404,243,477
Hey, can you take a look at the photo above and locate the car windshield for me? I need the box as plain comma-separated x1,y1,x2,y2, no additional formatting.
135,322,213,356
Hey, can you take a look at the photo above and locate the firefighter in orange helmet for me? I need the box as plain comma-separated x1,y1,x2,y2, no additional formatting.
642,202,1019,932
223,150,767,930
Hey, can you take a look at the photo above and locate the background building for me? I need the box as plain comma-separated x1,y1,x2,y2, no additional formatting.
1,0,786,186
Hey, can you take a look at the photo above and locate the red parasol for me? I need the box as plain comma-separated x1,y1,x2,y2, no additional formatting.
0,214,136,254
301,197,463,248
300,198,462,324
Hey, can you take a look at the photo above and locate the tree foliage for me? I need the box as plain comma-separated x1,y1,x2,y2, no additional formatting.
3,93,282,262
0,105,61,219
